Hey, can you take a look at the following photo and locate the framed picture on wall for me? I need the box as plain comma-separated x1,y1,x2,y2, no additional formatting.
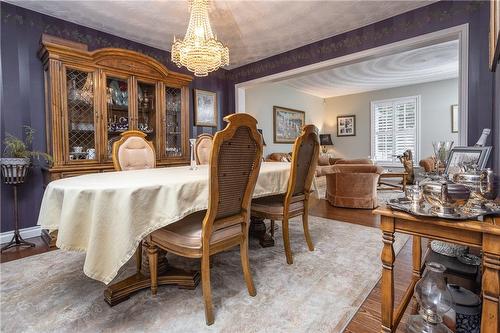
337,115,356,137
451,104,459,133
273,106,305,143
194,89,217,127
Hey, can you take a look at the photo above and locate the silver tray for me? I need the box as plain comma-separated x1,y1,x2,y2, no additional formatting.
387,198,500,220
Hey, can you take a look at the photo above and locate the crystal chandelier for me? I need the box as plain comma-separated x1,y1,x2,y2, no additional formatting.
171,0,229,77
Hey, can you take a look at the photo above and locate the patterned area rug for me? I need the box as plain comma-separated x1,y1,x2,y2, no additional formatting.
1,216,408,333
314,176,405,203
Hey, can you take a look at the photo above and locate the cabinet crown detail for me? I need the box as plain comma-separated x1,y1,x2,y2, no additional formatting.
39,34,192,182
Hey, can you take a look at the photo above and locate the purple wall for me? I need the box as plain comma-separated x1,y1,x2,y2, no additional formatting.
0,2,228,232
1,1,497,233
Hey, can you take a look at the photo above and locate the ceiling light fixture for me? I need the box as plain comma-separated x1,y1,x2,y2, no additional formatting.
171,0,229,77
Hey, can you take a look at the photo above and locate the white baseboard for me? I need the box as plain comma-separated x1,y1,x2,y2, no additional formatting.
0,226,41,244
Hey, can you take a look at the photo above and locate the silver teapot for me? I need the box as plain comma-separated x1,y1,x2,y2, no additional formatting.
422,181,470,215
453,169,497,208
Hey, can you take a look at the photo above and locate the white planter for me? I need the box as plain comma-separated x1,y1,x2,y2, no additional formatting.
0,158,30,180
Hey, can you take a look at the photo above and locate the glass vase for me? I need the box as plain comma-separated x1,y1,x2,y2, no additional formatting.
189,138,197,170
431,141,453,175
407,262,453,333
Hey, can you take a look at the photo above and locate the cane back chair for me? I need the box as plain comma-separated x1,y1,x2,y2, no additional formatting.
251,125,320,264
146,113,263,325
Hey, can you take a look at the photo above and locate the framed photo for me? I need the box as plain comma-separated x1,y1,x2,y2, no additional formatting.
337,115,356,137
445,146,492,175
194,89,217,127
273,106,305,143
451,104,459,133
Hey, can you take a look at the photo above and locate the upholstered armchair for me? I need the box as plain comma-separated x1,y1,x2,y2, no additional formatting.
195,133,213,165
112,130,156,171
324,164,384,209
265,152,292,162
419,156,436,172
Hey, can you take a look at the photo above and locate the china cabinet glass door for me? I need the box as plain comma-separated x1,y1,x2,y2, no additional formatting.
165,87,183,157
105,75,130,159
66,68,97,162
137,81,156,145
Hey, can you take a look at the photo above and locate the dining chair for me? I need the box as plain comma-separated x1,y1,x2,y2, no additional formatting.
146,113,263,325
112,130,156,171
195,133,213,165
112,130,156,280
251,125,320,265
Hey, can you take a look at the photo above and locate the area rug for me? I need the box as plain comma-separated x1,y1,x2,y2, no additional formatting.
314,175,404,203
1,216,408,333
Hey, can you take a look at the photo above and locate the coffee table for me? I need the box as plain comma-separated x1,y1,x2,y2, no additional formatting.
378,171,408,192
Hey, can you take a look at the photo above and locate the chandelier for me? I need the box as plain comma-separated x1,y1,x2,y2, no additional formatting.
171,0,229,77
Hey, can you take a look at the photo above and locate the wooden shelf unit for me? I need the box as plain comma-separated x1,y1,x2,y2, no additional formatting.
39,34,192,180
39,34,193,246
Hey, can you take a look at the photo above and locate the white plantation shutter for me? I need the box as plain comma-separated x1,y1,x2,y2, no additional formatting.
371,96,419,165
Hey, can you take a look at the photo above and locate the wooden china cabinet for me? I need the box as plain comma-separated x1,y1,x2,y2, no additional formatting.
39,35,192,245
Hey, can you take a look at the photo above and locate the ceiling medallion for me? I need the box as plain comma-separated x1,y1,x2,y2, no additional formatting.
171,0,229,77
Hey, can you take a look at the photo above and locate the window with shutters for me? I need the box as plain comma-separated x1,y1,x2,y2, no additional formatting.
370,96,420,166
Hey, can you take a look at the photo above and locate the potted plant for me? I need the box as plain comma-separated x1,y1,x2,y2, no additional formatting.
1,126,52,177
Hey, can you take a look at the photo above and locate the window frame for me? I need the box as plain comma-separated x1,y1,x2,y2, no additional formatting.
370,95,421,167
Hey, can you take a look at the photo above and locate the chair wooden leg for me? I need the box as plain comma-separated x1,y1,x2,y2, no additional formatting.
147,243,158,295
201,254,214,325
240,238,256,297
270,220,275,238
302,212,314,251
282,217,293,265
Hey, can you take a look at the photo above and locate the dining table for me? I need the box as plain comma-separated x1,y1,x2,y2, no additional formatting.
37,162,291,305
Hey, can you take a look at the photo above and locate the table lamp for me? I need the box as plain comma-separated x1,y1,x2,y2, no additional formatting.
319,134,333,154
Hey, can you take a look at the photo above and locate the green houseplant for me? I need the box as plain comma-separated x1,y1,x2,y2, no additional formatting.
1,126,52,169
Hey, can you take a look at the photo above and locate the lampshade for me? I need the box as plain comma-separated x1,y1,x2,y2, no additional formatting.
257,129,266,146
319,134,333,146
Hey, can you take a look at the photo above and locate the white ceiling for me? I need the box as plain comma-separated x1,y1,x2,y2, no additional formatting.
280,40,459,98
7,0,437,69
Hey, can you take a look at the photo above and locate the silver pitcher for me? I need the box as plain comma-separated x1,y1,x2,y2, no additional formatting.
422,181,470,215
453,169,497,209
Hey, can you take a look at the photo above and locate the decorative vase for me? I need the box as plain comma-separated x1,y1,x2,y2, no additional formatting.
407,262,454,333
432,141,454,175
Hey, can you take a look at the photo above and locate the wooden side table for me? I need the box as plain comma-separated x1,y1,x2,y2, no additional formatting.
378,171,408,192
374,206,499,333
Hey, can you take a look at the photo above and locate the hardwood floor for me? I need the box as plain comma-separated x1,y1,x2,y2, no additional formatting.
309,196,418,333
1,195,415,332
0,236,53,263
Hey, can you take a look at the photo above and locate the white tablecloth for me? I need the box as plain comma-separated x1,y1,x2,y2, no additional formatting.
37,162,290,284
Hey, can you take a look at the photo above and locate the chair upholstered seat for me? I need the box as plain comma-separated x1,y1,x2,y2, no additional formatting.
149,211,243,257
251,194,305,217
